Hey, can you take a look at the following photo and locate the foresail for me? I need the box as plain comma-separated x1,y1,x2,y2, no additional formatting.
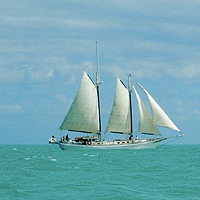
106,78,132,134
133,86,161,135
138,83,180,132
59,71,100,134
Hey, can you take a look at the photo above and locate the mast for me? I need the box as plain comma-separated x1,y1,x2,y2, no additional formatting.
96,42,100,85
128,74,133,134
96,42,102,134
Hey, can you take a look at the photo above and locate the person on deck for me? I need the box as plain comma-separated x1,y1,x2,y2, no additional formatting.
66,134,69,141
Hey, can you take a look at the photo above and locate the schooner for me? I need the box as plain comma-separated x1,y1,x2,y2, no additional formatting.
57,45,183,150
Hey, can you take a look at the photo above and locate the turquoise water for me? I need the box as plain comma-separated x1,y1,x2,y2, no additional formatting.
1,145,199,200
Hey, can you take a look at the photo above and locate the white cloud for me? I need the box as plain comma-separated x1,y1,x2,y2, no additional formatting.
1,0,200,85
27,66,55,81
182,65,200,79
106,65,127,79
0,65,56,83
1,3,200,82
167,64,200,80
0,104,23,114
0,67,24,83
193,110,200,121
55,94,72,104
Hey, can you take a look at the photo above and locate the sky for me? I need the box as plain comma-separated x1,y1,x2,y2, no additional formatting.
1,0,200,144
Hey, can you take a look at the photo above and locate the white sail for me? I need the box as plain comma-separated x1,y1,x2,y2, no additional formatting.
133,86,160,135
106,77,132,134
138,83,180,132
60,71,100,134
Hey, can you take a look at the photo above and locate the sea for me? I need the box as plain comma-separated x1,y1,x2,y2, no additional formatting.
1,144,199,200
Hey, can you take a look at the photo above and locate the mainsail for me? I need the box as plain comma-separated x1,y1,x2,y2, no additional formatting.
59,71,100,134
137,83,180,132
133,86,161,135
106,77,132,134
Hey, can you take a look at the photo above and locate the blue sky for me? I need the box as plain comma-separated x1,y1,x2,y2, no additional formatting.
1,0,200,144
